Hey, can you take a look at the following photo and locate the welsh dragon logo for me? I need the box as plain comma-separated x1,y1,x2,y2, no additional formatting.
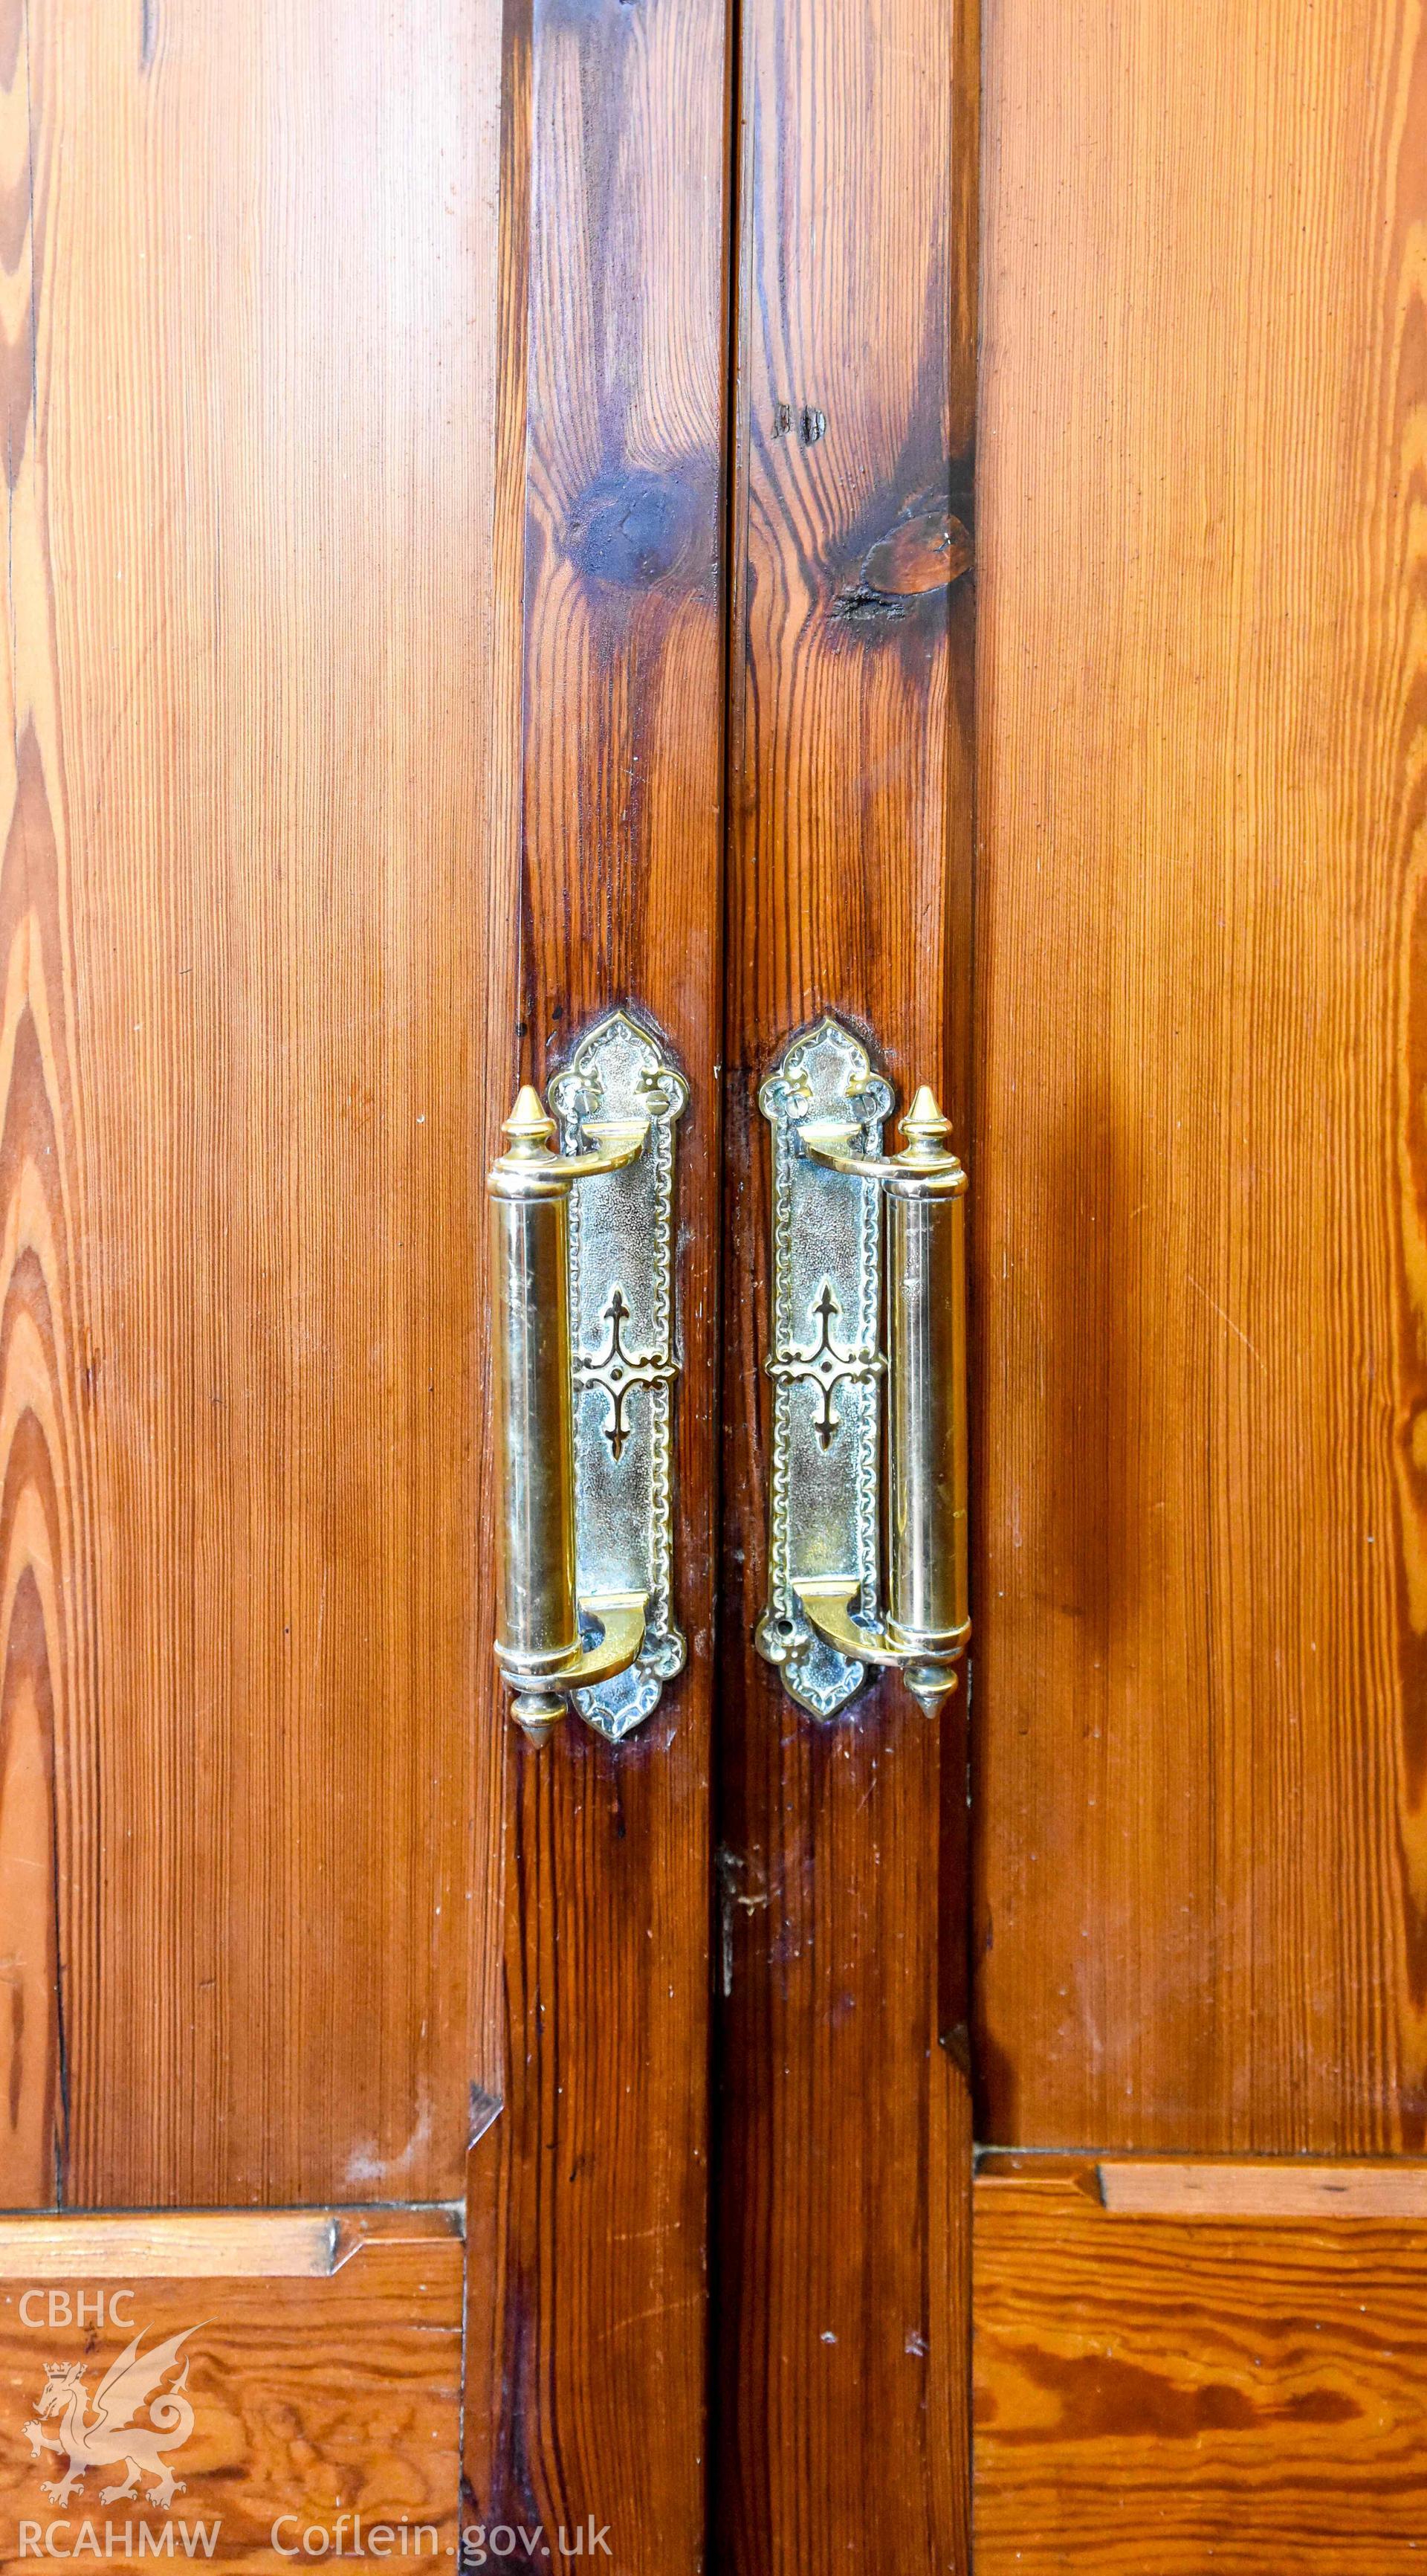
25,2328,197,2510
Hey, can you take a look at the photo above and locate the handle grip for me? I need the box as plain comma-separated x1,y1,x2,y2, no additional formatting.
798,1089,969,1714
488,1086,648,1744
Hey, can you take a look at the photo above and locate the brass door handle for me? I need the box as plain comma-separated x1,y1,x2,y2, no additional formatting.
755,1016,969,1719
488,1010,687,1747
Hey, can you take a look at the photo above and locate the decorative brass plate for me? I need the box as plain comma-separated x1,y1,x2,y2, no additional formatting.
754,1017,893,1717
549,1011,688,1740
755,1013,971,1722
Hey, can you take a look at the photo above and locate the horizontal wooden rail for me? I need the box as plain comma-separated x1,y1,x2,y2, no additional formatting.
0,2204,462,2277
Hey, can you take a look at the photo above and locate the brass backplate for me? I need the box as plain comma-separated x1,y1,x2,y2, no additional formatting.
754,1016,893,1718
549,1011,688,1740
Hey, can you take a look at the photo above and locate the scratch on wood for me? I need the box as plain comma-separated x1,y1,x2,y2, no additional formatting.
716,1847,768,1997
1188,1273,1266,1372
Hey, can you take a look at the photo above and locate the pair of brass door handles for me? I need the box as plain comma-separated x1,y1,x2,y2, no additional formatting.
489,1009,969,1746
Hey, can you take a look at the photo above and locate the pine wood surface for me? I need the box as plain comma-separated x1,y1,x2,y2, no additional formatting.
464,0,728,2563
974,0,1427,2150
0,2212,462,2569
1098,2158,1427,2221
0,0,507,2207
714,0,978,2566
974,2163,1427,2572
0,2216,347,2281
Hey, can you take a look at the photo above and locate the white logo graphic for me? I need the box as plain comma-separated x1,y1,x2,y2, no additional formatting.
24,2330,196,2511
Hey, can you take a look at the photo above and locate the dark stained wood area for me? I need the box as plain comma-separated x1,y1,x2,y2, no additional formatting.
974,0,1427,2151
974,2160,1427,2573
714,0,978,2564
0,0,505,2206
463,0,728,2564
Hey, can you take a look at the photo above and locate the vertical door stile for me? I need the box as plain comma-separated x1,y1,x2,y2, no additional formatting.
0,0,76,2212
465,0,731,2563
716,0,980,2564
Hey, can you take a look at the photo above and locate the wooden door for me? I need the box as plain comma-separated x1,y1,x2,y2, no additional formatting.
971,0,1427,2565
0,0,523,2555
11,0,972,2561
17,1,1424,2572
0,0,731,2569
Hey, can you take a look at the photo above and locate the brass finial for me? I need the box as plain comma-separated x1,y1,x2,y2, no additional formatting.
511,1688,565,1747
904,1656,961,1717
502,1085,555,1158
898,1085,952,1161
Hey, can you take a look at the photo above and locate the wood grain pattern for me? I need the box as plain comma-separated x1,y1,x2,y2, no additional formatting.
0,0,80,2214
0,2211,462,2566
0,2214,355,2279
463,0,727,2562
975,0,1427,2149
1098,2158,1427,2221
0,0,507,2204
974,2163,1427,2572
714,0,977,2564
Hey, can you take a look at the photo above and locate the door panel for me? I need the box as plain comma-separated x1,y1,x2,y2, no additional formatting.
715,0,977,2561
974,2159,1427,2573
0,2211,462,2565
975,0,1427,2151
463,0,728,2559
0,0,505,2208
973,0,1427,2554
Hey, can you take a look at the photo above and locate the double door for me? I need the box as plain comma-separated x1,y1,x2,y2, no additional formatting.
2,1,1423,2572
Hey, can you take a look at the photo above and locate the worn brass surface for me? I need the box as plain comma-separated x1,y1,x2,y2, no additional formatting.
491,1179,580,1679
488,1011,687,1746
757,1018,970,1718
